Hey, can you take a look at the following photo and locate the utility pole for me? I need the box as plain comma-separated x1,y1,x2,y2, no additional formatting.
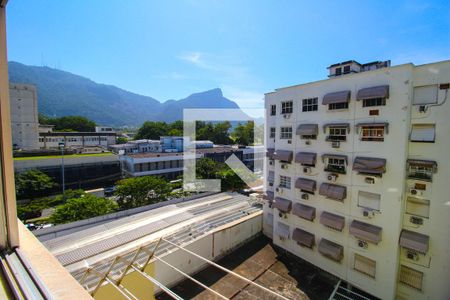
59,142,65,194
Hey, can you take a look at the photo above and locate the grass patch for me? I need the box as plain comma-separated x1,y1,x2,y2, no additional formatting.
14,152,115,161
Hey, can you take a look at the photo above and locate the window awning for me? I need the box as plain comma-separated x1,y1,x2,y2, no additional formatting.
292,203,316,221
319,183,347,201
322,90,351,105
356,85,389,100
318,238,343,262
276,222,290,239
266,148,275,159
263,191,274,201
320,211,345,231
406,159,437,172
295,152,317,165
349,220,382,244
322,123,351,133
356,122,389,134
273,150,293,162
273,197,292,213
268,171,275,181
353,157,386,175
296,124,318,136
292,228,315,248
399,230,429,254
295,178,316,193
321,154,348,164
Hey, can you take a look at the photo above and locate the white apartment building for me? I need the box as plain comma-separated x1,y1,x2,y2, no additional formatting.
263,59,450,300
9,83,39,150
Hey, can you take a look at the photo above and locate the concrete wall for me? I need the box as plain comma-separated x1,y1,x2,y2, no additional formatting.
93,213,262,299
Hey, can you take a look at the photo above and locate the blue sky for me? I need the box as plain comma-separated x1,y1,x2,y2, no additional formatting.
6,0,450,108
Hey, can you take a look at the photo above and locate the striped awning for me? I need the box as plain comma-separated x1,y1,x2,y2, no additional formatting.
292,228,315,248
296,124,318,136
320,211,345,231
273,197,292,213
353,157,386,175
349,220,382,244
295,178,316,193
406,159,437,172
318,238,343,262
295,152,317,165
292,203,316,221
399,230,429,254
356,85,389,100
322,90,351,105
273,150,293,163
319,183,347,201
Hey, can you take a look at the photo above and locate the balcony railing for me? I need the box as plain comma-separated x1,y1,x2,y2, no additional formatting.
324,165,346,174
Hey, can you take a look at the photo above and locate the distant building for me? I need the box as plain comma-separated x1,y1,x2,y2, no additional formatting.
95,126,115,133
109,139,161,154
9,83,39,150
121,146,244,179
38,130,116,149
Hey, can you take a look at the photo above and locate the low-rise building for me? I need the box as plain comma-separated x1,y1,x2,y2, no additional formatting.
38,131,116,149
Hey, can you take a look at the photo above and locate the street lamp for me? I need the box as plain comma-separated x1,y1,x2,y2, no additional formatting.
59,141,65,194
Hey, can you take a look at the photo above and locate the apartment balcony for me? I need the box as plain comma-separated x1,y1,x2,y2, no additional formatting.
407,172,433,182
324,165,346,174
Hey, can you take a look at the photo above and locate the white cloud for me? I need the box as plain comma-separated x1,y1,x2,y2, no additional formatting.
222,85,264,109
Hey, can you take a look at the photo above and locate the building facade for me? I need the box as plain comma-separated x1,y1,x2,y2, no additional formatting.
9,83,39,150
38,131,116,149
263,59,450,300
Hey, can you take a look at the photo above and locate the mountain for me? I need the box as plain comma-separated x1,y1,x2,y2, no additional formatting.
8,62,240,126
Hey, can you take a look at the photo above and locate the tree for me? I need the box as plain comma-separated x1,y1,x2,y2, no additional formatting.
115,176,172,209
39,115,96,132
212,122,232,144
116,136,128,144
232,122,254,146
135,121,169,139
50,194,118,224
15,170,57,200
196,158,220,179
216,167,246,191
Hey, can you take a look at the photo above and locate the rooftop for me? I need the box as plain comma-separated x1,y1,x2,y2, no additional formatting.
127,146,240,158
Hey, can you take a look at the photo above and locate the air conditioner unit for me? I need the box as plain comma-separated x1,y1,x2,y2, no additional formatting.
327,174,338,182
365,177,376,184
269,182,274,187
303,167,312,174
287,139,292,144
301,193,309,200
331,141,340,148
283,114,291,119
281,163,288,169
410,188,423,196
278,212,287,219
276,187,284,194
362,209,375,218
418,105,427,113
305,140,311,145
410,216,423,225
357,240,368,249
406,251,419,261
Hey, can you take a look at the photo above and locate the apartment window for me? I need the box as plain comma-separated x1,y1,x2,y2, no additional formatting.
280,127,292,139
325,158,346,174
399,265,423,291
328,127,347,141
406,197,430,218
270,105,276,116
302,98,318,112
279,175,291,189
328,102,348,110
343,65,350,74
281,101,293,114
269,127,276,138
335,67,342,75
363,97,386,107
361,126,385,141
413,85,438,105
354,254,376,278
408,164,434,181
357,191,381,211
410,124,435,143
